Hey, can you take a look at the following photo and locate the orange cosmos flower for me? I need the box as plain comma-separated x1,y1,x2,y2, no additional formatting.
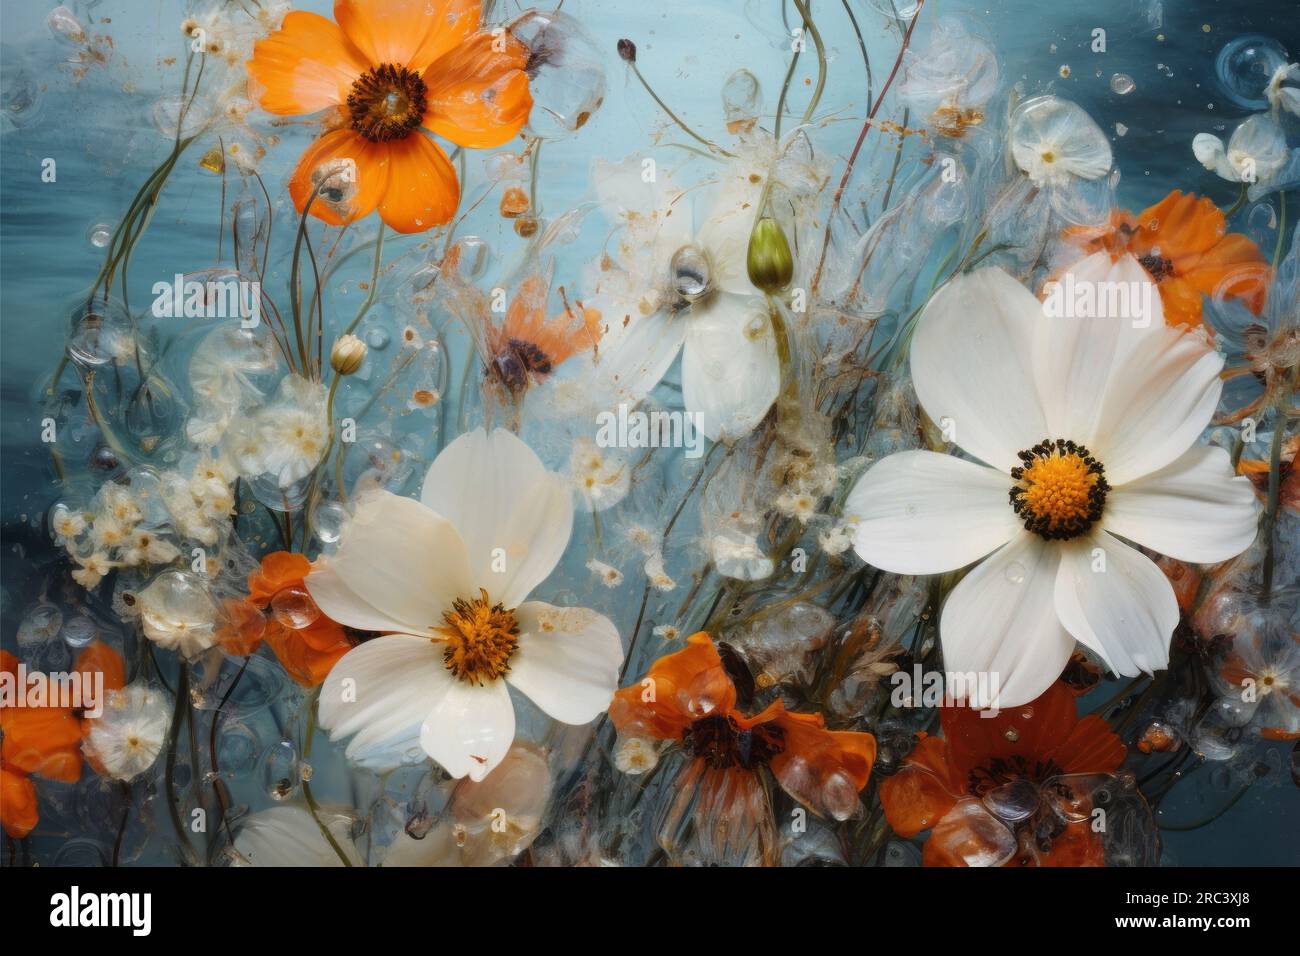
879,680,1126,867
0,643,125,838
234,551,353,687
247,0,532,233
485,273,602,394
610,633,876,865
1064,189,1271,330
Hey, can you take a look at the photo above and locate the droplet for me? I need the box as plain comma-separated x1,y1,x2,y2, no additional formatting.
18,602,63,648
364,326,390,350
311,500,349,545
722,69,761,134
1214,35,1288,108
448,235,491,281
260,738,301,801
1004,561,1027,584
1004,727,1020,743
46,6,86,44
270,587,320,630
1115,122,1129,137
61,615,97,649
1110,73,1135,95
85,222,113,247
670,244,711,300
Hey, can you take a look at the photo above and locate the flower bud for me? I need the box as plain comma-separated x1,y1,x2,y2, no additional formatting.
746,216,794,293
329,334,367,376
617,38,636,62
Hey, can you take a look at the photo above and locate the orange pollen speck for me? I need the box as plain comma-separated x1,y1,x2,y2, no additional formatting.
1009,438,1109,540
434,589,519,684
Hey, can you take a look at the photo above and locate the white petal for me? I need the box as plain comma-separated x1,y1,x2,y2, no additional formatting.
681,292,779,441
319,635,451,767
1035,252,1164,446
305,491,473,635
419,678,516,782
1192,133,1233,179
940,532,1074,708
1103,445,1259,563
845,450,1021,575
1010,95,1112,186
420,428,574,607
589,308,687,407
233,806,361,867
695,173,766,295
1054,531,1177,678
1091,325,1224,485
506,602,623,724
910,267,1048,473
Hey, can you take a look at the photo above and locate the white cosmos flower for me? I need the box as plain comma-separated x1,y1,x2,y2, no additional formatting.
1266,63,1300,117
83,683,171,781
230,805,362,867
1010,96,1113,188
584,156,779,442
1192,114,1289,191
844,256,1259,708
307,428,624,781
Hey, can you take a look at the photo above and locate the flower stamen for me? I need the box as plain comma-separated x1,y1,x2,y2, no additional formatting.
1009,438,1109,540
347,64,427,142
435,589,519,684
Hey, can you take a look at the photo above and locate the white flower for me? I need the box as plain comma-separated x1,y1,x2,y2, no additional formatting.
138,570,220,658
51,503,87,540
587,559,624,588
844,257,1258,708
230,805,362,867
818,523,854,556
1266,63,1300,117
775,488,819,524
643,550,676,591
710,528,774,581
226,374,329,488
652,624,681,641
568,437,630,511
1192,114,1289,190
613,734,659,775
72,552,116,589
307,428,624,781
83,683,171,781
1010,96,1113,187
584,156,779,441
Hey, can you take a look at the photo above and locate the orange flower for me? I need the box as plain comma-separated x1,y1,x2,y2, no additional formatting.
0,643,125,839
485,273,602,394
1238,434,1299,515
242,551,353,687
1064,189,1271,330
610,633,876,864
879,681,1126,867
248,0,532,233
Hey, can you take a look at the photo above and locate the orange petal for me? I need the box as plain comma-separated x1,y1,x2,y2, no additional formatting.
247,10,369,116
288,129,391,227
878,734,961,837
335,0,480,72
1047,714,1126,775
1136,190,1226,260
0,768,39,839
1180,236,1272,315
263,622,352,688
422,30,532,149
767,707,876,819
1155,276,1207,329
248,551,313,607
609,633,738,742
1030,821,1107,866
217,598,267,656
1,707,83,781
942,681,1079,783
74,641,126,695
376,133,459,232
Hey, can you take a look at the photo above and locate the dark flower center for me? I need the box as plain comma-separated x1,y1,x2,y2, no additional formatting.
1009,438,1109,541
347,64,427,142
682,713,785,770
1137,253,1175,282
491,338,553,393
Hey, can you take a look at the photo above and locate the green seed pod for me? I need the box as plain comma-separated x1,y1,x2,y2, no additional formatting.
746,216,794,293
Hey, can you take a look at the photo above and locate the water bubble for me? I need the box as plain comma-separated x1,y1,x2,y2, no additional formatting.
448,235,491,281
1004,561,1027,584
512,10,606,140
47,6,86,44
1115,122,1129,137
86,222,113,248
248,472,313,512
311,500,349,545
151,95,208,139
1215,35,1290,109
66,299,133,369
271,587,320,630
261,738,301,801
364,327,390,350
670,244,711,300
61,615,97,649
722,69,761,135
17,602,63,648
1110,74,1135,95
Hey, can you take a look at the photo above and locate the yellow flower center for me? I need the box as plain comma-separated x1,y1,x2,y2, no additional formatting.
347,64,427,142
1009,439,1109,540
435,589,519,684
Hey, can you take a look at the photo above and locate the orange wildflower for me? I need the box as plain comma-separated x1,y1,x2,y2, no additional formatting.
240,551,353,687
248,0,532,233
879,681,1126,867
610,633,876,865
1065,189,1271,330
484,273,602,395
1237,434,1300,515
0,643,125,839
